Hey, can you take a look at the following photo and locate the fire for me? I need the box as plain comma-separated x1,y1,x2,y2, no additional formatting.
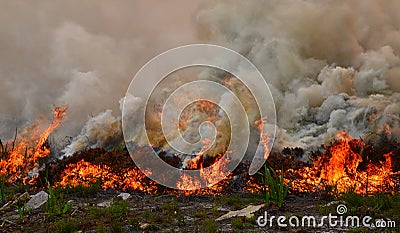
319,131,362,184
287,131,399,195
177,151,232,195
176,172,202,192
57,158,159,193
0,106,67,184
253,117,271,160
34,107,67,160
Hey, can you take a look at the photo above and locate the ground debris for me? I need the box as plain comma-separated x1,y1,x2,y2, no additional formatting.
0,192,30,211
216,204,264,221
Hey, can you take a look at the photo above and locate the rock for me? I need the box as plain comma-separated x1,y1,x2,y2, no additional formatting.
117,192,131,200
97,200,112,208
25,191,48,210
216,204,264,221
321,200,346,207
139,223,149,230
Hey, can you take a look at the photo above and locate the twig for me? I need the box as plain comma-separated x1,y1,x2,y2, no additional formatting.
11,127,17,151
1,219,17,227
0,192,30,211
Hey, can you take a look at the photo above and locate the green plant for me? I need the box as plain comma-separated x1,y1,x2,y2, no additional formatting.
0,174,5,203
231,218,244,230
46,180,73,215
202,219,219,233
52,218,78,233
194,208,207,218
161,198,179,213
212,204,219,215
61,179,101,197
96,223,107,233
144,223,159,231
258,165,292,208
110,221,123,233
129,217,140,231
220,194,244,210
18,204,25,219
89,200,129,220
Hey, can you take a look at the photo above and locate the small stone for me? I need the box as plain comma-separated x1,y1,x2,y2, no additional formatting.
97,200,112,208
140,223,149,230
117,192,131,200
25,191,49,210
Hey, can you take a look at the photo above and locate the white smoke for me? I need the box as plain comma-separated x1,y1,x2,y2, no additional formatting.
0,0,202,140
61,109,122,158
64,0,400,157
3,0,400,158
196,0,400,150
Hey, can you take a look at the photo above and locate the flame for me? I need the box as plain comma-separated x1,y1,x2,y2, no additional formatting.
57,158,159,193
287,131,399,195
0,106,67,184
176,151,231,195
34,107,68,160
253,117,271,160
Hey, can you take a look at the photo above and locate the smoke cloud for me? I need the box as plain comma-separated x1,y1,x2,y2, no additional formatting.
2,0,400,157
196,0,400,150
0,0,202,140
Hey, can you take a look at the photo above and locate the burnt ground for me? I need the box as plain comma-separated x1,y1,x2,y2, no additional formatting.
1,188,399,233
0,189,360,233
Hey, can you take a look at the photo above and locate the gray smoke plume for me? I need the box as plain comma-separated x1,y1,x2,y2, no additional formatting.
2,0,400,158
196,0,400,150
0,0,202,141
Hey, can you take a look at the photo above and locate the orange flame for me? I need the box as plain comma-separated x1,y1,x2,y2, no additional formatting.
0,106,67,184
287,131,399,195
253,117,271,160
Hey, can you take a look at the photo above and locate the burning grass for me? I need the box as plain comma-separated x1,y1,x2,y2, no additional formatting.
1,108,400,232
0,106,67,185
1,112,399,199
286,131,400,196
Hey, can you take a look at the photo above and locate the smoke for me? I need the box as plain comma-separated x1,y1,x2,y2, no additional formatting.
0,0,202,140
196,0,400,150
2,0,400,158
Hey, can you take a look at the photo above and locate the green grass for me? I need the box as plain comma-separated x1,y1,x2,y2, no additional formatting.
202,219,219,233
51,218,79,233
258,165,292,208
0,174,5,203
143,223,159,231
59,180,101,197
89,200,129,220
110,221,123,233
96,223,107,233
231,218,244,230
194,208,208,218
128,217,140,231
46,181,73,216
319,192,400,221
219,193,261,210
161,198,179,213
